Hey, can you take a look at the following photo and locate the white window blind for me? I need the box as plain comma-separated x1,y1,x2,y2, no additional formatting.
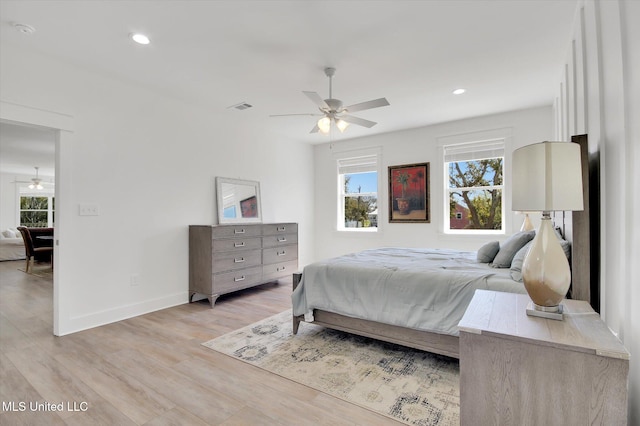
337,155,378,175
443,140,504,163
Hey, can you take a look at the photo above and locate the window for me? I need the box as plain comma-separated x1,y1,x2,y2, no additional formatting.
444,140,504,233
19,194,55,227
337,153,379,231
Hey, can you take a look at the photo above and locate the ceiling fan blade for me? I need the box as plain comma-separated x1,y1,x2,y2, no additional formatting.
344,97,390,113
10,180,54,185
309,124,320,133
340,115,377,128
303,91,329,110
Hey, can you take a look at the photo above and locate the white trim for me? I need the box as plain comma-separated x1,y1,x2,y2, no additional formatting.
334,146,382,233
437,127,512,235
0,100,73,131
0,100,75,336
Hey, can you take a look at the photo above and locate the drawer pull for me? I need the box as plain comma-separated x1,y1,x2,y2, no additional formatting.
277,266,286,272
234,242,246,248
234,257,245,263
234,276,246,282
277,226,286,232
277,237,287,242
234,228,246,234
277,251,286,256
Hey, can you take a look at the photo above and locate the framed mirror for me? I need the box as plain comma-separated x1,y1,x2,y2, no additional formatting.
216,177,262,224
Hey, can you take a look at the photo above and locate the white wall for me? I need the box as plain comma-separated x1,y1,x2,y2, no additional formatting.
313,106,552,261
0,45,315,335
555,0,638,421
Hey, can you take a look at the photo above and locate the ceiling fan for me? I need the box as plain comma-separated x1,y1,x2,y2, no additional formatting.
271,67,390,134
11,166,54,189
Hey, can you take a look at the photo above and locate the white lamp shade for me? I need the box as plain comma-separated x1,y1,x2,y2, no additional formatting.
317,117,331,134
336,119,349,133
512,141,584,212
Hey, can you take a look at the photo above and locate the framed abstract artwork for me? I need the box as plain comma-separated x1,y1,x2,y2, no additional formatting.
388,162,430,223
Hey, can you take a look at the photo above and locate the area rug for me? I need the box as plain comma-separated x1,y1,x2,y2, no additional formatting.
202,310,460,425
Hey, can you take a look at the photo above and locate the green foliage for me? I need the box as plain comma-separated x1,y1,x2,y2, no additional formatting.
19,196,53,227
344,195,377,225
20,211,48,227
449,158,503,230
20,196,48,210
395,172,410,197
344,175,377,226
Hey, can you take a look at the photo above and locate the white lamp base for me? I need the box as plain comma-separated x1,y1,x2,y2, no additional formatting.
526,301,564,320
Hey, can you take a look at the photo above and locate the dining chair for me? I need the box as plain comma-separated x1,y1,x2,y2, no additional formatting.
16,227,53,274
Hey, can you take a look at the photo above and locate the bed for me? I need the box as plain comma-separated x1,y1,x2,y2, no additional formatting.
291,241,535,358
292,136,596,359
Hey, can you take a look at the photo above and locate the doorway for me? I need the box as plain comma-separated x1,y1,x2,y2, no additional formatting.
0,100,74,336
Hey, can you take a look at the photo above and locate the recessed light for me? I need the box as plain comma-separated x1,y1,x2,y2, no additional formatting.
130,33,150,45
453,88,466,95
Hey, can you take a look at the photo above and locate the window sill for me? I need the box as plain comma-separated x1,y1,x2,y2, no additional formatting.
337,227,378,233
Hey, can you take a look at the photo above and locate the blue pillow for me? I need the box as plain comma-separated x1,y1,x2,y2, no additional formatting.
491,230,535,268
510,241,533,282
477,241,500,263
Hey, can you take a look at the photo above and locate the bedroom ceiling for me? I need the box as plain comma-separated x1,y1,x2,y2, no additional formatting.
0,0,578,172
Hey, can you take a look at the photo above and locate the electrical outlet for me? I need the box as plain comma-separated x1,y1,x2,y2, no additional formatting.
79,203,100,216
130,274,140,287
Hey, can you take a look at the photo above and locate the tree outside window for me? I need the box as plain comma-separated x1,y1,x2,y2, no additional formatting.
20,195,54,227
447,158,503,231
337,152,379,232
343,173,377,229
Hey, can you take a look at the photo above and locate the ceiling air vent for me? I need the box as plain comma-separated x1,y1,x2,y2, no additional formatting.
228,102,253,111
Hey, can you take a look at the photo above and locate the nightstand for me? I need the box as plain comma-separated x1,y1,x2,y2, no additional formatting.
458,290,629,425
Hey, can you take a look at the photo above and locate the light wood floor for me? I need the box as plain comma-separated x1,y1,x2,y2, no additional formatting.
0,260,402,425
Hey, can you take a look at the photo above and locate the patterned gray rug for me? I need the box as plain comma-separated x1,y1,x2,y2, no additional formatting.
202,310,460,425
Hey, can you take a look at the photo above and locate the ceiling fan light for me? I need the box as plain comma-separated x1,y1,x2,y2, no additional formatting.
318,117,331,134
28,183,35,189
336,119,349,133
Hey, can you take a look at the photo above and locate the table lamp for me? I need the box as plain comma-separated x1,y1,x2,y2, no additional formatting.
512,141,583,319
518,212,535,232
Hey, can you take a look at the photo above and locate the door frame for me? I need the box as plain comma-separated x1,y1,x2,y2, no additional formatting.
1,100,74,335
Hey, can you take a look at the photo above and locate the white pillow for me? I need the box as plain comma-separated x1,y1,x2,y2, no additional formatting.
2,229,16,238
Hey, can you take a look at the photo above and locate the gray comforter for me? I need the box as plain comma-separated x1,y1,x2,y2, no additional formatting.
292,247,526,336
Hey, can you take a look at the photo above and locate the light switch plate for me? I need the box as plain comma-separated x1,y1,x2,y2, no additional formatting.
79,203,100,216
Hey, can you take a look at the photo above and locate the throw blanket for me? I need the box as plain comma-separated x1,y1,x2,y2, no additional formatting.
292,247,526,336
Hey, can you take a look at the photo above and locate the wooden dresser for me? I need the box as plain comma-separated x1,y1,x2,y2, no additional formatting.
189,223,297,307
458,290,629,425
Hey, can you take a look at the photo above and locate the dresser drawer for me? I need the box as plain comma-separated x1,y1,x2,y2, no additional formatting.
263,245,298,265
213,236,262,253
262,223,297,236
263,260,298,281
262,233,298,248
211,224,262,239
212,249,261,273
189,222,298,308
213,266,263,293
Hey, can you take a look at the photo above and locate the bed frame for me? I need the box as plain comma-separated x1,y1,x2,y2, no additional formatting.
292,273,460,358
292,135,597,359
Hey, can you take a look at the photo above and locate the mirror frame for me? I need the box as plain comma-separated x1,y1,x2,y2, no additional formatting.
216,177,262,224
